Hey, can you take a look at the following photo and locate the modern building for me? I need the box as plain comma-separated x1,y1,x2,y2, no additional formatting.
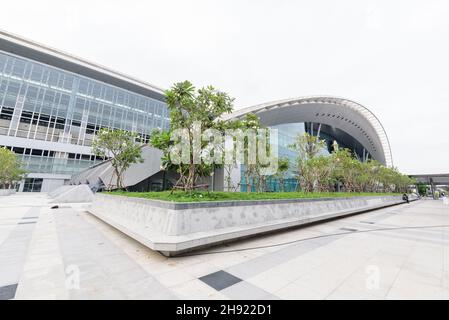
221,97,393,191
72,97,394,193
0,30,169,192
0,30,393,193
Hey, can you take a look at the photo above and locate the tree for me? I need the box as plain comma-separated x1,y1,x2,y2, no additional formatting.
358,160,382,192
309,155,334,192
290,132,326,161
275,157,290,192
150,81,234,192
416,182,428,196
239,113,262,193
0,147,25,189
92,129,143,190
288,135,413,194
290,133,327,192
332,148,362,192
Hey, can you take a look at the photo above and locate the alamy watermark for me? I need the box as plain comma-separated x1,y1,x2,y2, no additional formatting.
169,121,279,175
365,265,380,290
65,264,80,290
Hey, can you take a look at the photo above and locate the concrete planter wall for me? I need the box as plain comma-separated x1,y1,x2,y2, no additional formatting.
0,189,14,196
89,193,412,256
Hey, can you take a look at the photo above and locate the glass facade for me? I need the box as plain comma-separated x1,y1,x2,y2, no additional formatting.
0,50,169,176
22,178,43,192
240,121,371,192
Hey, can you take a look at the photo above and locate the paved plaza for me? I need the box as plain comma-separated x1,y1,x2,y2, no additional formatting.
0,193,449,300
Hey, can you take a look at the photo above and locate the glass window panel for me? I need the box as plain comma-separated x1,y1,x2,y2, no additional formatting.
12,59,26,77
41,69,49,85
23,63,32,79
78,79,89,94
43,91,55,107
30,65,43,82
116,91,124,105
104,86,113,102
48,70,59,86
63,75,74,90
128,94,136,108
3,57,13,75
92,83,101,98
74,97,85,112
4,81,21,107
24,87,38,111
0,54,7,72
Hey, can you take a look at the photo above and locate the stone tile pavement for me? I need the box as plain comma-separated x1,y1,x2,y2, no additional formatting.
1,193,449,300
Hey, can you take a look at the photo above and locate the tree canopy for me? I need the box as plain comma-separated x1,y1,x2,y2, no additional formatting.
92,129,143,190
0,147,25,189
289,133,414,193
150,81,234,192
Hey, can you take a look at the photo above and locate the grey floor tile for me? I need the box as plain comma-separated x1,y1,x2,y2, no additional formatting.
0,284,18,300
199,270,242,291
54,209,176,299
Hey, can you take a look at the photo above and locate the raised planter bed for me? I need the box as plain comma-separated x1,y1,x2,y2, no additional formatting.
88,193,415,256
0,189,14,196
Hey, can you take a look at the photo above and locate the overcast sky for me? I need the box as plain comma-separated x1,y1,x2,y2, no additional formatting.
1,0,448,174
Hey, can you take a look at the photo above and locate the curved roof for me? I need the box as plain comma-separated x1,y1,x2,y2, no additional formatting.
223,96,393,167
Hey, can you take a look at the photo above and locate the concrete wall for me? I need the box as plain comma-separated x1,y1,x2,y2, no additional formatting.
0,189,13,196
18,173,71,193
48,185,94,203
41,178,66,192
89,194,410,256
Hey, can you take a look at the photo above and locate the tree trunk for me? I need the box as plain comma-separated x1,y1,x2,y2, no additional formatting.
114,166,121,190
186,163,195,192
245,170,251,193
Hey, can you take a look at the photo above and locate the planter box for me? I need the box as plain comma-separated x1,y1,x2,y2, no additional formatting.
89,194,414,256
0,189,13,196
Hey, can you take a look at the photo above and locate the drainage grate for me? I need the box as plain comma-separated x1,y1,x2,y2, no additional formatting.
360,221,375,224
18,221,36,225
21,216,38,220
199,270,242,291
0,284,18,300
340,227,358,232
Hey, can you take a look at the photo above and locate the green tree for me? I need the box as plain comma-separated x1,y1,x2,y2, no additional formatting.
290,133,326,192
358,160,382,192
416,182,428,196
150,81,234,192
309,155,334,192
290,132,326,161
239,113,262,193
332,148,366,192
92,129,143,190
274,157,290,192
0,147,25,189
